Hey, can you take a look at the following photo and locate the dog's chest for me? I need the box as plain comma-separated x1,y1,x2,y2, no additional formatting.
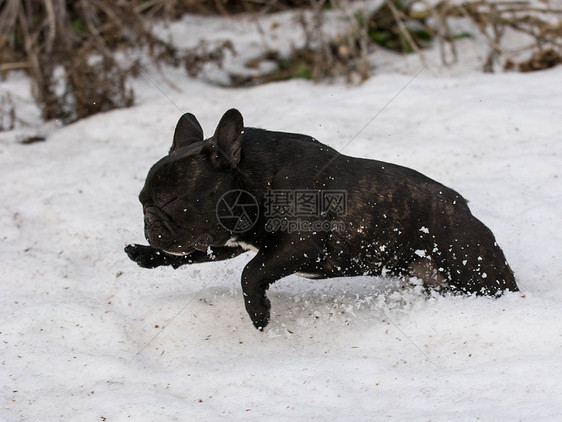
225,238,259,253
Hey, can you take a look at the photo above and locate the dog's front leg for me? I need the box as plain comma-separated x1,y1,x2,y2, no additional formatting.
241,260,273,330
241,240,321,330
125,244,246,269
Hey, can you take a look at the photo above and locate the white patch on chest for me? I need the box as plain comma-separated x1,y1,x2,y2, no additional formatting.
225,238,259,253
164,250,189,256
295,272,323,279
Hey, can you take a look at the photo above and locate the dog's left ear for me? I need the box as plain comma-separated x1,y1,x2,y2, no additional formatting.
206,108,244,168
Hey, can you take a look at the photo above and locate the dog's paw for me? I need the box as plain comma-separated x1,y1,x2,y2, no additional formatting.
124,244,164,268
251,310,270,331
247,295,271,331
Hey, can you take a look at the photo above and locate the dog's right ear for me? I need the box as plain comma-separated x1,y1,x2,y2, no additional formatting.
205,108,244,169
169,113,204,153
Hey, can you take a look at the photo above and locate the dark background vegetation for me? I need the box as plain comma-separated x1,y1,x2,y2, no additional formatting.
1,0,560,126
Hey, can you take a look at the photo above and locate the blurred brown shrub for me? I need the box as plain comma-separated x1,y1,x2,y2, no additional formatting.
1,0,560,124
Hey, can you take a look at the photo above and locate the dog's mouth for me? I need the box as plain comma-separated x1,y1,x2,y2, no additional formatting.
162,234,213,256
145,221,213,255
144,206,213,255
192,234,213,252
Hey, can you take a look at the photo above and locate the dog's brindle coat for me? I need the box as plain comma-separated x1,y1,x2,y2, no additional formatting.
125,109,518,329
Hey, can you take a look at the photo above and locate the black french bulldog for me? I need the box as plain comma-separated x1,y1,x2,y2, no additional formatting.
125,109,518,330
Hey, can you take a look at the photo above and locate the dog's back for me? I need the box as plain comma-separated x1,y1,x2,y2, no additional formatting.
238,127,517,295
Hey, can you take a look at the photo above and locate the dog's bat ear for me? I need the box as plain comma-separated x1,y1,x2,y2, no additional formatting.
206,108,244,168
169,113,204,153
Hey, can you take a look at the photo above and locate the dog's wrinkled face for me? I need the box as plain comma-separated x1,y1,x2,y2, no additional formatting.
140,144,212,255
139,109,244,255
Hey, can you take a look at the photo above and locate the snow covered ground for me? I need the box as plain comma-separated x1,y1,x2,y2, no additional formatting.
1,10,562,422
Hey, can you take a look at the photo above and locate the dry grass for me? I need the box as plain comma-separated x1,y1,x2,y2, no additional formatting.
0,0,238,122
436,0,562,72
1,0,560,125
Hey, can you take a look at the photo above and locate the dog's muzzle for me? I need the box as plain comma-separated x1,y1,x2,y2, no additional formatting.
144,207,176,248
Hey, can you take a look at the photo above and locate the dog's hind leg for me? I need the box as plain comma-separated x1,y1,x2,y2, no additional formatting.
407,255,448,291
